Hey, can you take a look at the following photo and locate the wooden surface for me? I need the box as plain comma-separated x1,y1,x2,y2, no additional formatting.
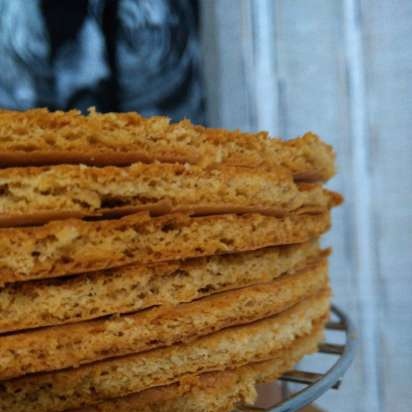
201,1,412,411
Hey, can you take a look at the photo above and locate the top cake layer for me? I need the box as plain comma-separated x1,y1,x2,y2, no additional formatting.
0,109,335,181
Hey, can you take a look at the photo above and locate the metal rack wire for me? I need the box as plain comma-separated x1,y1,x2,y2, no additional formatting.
235,305,356,412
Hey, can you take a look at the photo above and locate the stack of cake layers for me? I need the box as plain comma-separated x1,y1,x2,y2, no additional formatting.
0,109,341,412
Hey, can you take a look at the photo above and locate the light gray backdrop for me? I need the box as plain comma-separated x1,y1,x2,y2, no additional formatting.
201,1,412,411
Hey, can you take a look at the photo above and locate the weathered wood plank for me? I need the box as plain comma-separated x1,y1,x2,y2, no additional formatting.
361,1,412,411
200,1,412,410
201,2,365,409
201,0,282,134
201,0,256,131
274,2,366,410
342,1,383,410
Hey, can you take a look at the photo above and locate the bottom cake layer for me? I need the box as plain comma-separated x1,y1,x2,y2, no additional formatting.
0,290,329,412
72,326,324,412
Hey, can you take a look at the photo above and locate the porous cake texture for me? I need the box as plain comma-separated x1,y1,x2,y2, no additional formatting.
0,257,328,379
0,163,339,226
0,108,341,412
0,291,329,412
0,109,335,180
71,327,322,412
0,240,324,332
0,210,332,285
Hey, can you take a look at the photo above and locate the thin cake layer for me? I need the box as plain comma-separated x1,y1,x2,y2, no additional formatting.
0,290,329,412
0,257,328,379
0,109,335,181
0,211,332,285
71,327,323,412
74,371,256,412
0,240,323,332
0,163,340,227
73,369,256,412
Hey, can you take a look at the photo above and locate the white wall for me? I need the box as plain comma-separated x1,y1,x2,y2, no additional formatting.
201,1,412,411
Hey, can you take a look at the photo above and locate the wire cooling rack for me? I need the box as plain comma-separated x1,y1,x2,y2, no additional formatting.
235,305,356,412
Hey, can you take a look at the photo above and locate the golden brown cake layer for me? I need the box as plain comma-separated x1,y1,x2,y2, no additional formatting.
0,291,329,412
0,257,328,379
0,109,335,181
73,372,255,412
71,327,322,412
0,211,331,286
0,163,340,227
0,240,323,332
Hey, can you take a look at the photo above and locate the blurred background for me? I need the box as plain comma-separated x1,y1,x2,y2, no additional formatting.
0,1,411,411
